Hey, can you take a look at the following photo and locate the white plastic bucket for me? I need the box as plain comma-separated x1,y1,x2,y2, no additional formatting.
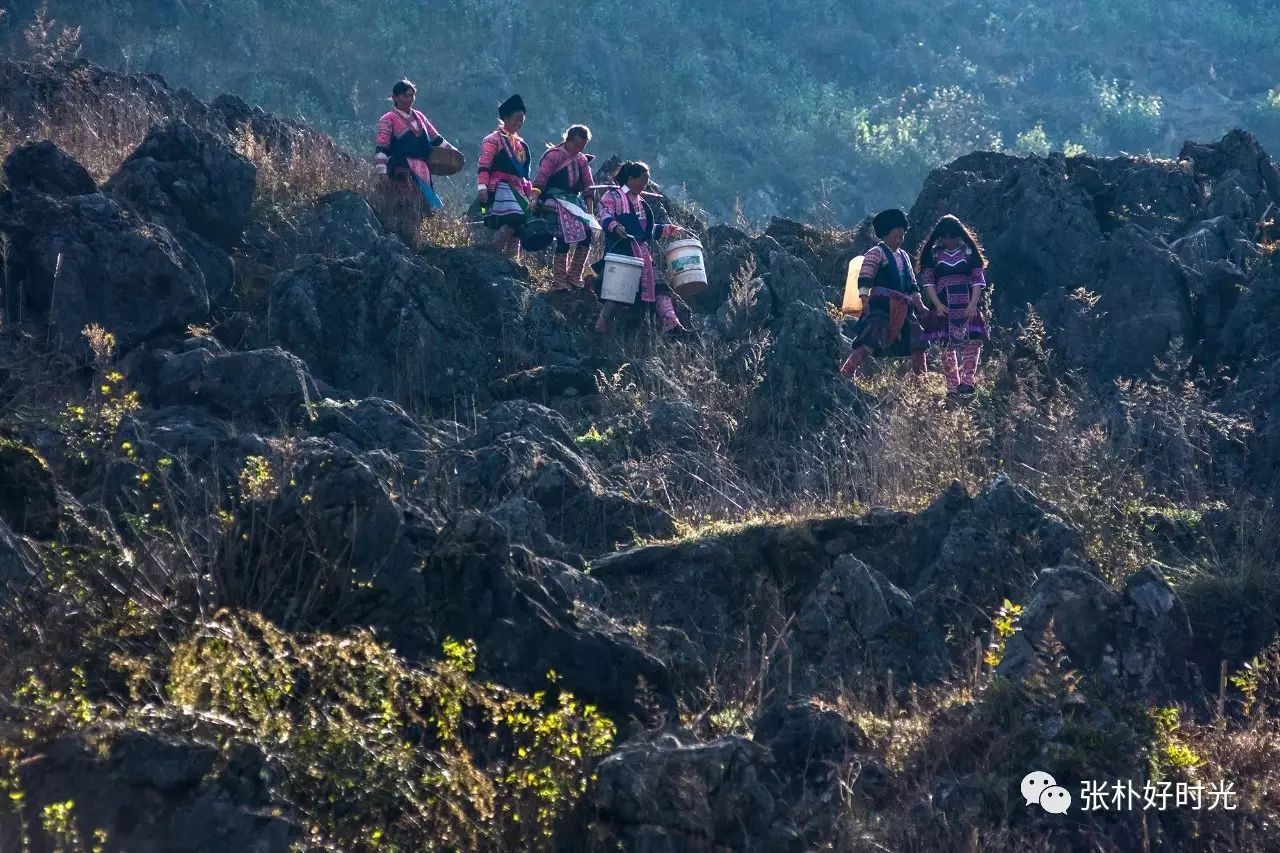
664,238,707,297
600,253,644,303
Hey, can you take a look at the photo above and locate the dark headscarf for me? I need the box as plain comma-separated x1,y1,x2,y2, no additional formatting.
872,208,909,237
498,94,526,119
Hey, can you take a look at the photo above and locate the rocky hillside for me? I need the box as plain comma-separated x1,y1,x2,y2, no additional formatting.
3,0,1280,219
2,58,1280,851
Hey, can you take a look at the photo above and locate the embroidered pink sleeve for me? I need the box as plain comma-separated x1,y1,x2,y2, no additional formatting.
477,134,500,190
533,147,568,192
859,246,883,282
374,114,394,149
599,189,624,231
971,266,987,287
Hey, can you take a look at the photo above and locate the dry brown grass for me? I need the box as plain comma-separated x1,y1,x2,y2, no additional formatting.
416,208,478,251
0,82,164,184
592,299,1252,595
235,127,371,215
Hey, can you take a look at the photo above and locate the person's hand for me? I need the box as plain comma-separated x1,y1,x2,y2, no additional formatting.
476,187,489,206
965,301,980,321
376,162,388,176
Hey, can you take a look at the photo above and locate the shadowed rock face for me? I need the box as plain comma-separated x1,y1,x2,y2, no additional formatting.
104,119,256,250
100,119,255,306
746,252,854,431
451,400,677,553
593,476,1087,698
592,734,805,853
2,140,96,197
998,564,1198,702
0,180,211,355
141,340,319,423
267,192,487,410
0,518,42,592
0,731,298,853
0,436,58,538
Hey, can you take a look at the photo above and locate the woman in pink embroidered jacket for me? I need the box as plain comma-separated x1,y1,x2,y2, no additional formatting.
476,94,532,259
594,161,686,334
373,79,447,220
917,214,991,395
531,125,599,290
839,208,930,379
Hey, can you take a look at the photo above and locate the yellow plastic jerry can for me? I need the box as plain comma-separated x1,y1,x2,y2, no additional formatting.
841,255,865,316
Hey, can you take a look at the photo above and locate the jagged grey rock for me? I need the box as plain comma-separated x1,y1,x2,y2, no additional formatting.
592,735,804,853
2,140,95,197
0,183,211,355
998,564,1196,701
105,119,256,249
146,343,318,422
453,400,675,552
267,192,486,410
0,731,297,853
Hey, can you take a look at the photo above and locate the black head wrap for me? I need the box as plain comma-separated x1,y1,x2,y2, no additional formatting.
872,208,909,237
498,94,526,119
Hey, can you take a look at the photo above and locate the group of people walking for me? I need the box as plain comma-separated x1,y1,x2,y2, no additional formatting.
374,81,686,333
373,80,991,388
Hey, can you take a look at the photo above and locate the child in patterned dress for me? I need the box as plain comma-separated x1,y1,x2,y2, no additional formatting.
917,214,991,395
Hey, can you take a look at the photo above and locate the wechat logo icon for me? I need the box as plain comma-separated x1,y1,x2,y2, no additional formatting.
1022,770,1072,814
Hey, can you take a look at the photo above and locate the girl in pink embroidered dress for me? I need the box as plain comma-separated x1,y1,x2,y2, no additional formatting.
917,214,991,395
594,161,686,334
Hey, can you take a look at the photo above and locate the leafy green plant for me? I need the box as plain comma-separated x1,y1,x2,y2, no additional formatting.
1014,122,1052,156
1150,706,1204,779
164,611,615,850
984,599,1023,668
1230,639,1280,721
574,424,616,454
1096,79,1164,151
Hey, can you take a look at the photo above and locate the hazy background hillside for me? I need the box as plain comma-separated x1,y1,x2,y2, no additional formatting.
2,0,1280,222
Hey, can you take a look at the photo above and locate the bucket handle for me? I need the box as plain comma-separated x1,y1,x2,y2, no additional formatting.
603,236,639,256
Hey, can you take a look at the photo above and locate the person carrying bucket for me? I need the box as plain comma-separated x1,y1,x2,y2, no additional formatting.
531,125,601,290
838,208,929,379
374,79,452,223
476,94,533,259
593,161,687,334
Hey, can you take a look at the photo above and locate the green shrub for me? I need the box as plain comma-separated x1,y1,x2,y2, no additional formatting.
164,611,615,850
